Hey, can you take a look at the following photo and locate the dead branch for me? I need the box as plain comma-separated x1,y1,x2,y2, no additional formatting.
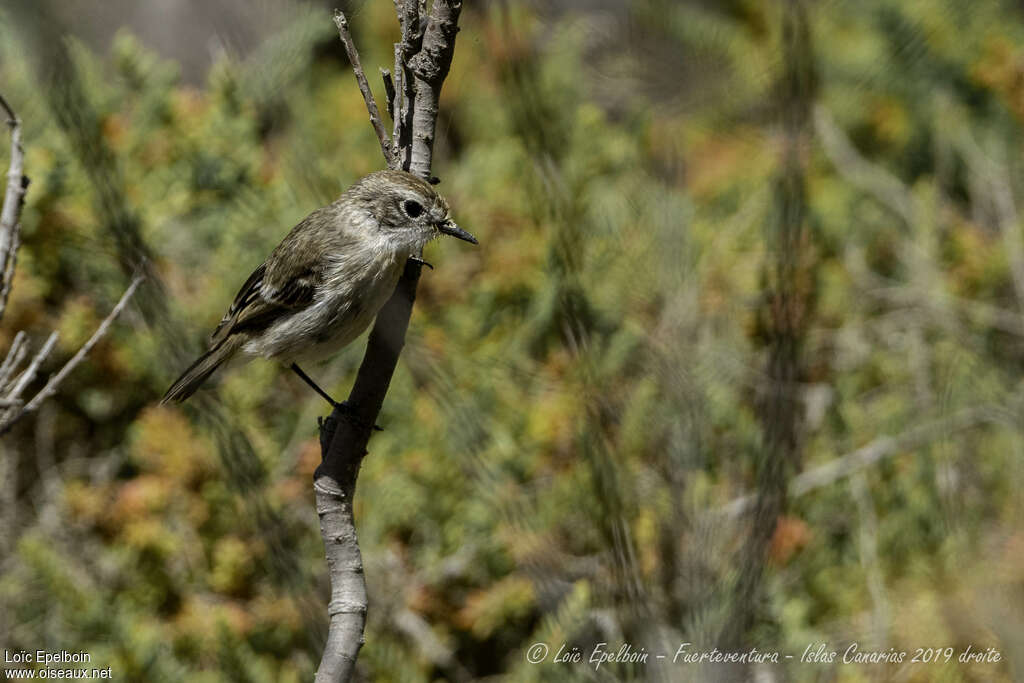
333,10,393,164
314,3,463,681
0,275,143,436
0,93,28,324
406,0,461,179
715,405,991,520
814,104,916,225
0,331,27,388
1,332,58,413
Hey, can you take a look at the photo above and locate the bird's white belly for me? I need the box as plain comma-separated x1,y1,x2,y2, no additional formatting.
242,254,405,363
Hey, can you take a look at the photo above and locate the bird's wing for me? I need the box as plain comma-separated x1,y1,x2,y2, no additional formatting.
210,259,322,347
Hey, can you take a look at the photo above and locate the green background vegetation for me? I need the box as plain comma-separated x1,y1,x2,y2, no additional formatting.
1,0,1022,680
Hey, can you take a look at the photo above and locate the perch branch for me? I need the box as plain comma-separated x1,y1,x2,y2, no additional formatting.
0,93,28,324
313,473,366,683
0,275,143,435
333,10,393,164
314,3,462,681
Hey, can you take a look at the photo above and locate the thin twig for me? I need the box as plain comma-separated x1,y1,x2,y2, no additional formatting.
0,275,143,435
0,331,56,427
0,92,28,324
849,247,1024,338
814,104,915,226
333,10,393,164
0,330,27,389
22,276,143,414
715,405,990,519
4,332,58,408
0,94,15,124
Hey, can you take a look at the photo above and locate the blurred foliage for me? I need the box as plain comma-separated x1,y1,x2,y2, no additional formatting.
1,0,1024,681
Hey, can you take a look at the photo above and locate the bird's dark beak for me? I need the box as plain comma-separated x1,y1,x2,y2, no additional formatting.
437,219,478,245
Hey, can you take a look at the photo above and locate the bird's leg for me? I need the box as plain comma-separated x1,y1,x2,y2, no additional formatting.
290,363,382,431
290,363,340,408
408,255,433,270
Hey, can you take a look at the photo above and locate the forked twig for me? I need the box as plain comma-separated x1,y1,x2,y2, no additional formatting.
0,331,27,388
2,332,58,410
0,275,144,435
333,10,394,164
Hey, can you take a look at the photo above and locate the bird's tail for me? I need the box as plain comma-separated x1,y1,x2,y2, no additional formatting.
161,337,242,404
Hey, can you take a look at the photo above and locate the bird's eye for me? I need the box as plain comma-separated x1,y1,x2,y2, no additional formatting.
403,200,424,218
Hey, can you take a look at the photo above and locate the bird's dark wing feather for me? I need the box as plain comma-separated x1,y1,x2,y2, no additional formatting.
208,206,345,347
210,260,321,346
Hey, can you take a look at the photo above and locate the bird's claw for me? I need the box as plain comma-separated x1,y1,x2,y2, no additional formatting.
408,255,433,270
334,399,383,431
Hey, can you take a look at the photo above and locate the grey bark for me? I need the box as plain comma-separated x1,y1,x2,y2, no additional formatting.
313,3,463,681
0,93,27,323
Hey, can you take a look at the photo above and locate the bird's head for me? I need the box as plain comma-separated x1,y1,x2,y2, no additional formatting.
350,169,477,253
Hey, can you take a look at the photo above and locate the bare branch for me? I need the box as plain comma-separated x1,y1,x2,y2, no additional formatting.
814,104,915,225
395,0,423,58
0,330,27,389
3,332,58,409
22,275,143,413
0,275,143,435
333,10,393,164
391,0,426,170
848,247,1024,337
315,2,463,680
715,405,990,519
313,476,367,683
0,93,29,324
407,1,462,179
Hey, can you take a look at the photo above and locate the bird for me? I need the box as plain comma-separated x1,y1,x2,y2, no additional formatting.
162,169,477,406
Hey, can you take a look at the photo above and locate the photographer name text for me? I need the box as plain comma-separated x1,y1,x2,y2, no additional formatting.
4,651,90,666
524,641,1002,670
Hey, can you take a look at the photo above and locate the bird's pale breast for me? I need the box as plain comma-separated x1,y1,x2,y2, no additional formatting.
241,246,407,363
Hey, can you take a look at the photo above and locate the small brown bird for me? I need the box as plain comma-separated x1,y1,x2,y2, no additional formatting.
162,170,476,405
